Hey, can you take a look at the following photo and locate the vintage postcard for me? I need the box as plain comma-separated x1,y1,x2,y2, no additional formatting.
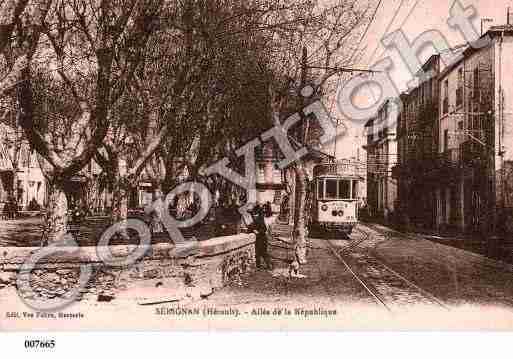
0,0,513,336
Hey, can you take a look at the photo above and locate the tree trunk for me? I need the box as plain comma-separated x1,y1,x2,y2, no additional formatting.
111,184,129,232
41,184,68,246
286,167,296,225
11,169,18,208
292,162,309,265
88,177,101,215
151,184,164,234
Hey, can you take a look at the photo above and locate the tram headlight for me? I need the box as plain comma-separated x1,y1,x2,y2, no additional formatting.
338,210,344,217
321,204,328,212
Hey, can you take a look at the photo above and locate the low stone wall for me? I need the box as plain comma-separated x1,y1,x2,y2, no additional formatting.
0,234,256,304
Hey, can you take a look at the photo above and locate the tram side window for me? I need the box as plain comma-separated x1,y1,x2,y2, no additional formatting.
352,181,359,200
338,180,350,199
317,180,325,199
325,179,338,199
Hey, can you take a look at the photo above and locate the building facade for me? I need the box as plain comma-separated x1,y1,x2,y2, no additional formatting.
391,25,513,235
394,55,441,229
364,99,398,221
434,26,513,234
0,122,47,211
256,141,286,212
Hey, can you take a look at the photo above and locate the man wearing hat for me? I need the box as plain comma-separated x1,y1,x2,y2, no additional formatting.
248,204,273,270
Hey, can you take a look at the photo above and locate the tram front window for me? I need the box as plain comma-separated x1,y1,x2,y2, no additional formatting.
338,180,350,199
320,179,352,199
325,179,338,199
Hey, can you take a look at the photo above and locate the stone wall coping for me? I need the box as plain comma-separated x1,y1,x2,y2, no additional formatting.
0,233,256,267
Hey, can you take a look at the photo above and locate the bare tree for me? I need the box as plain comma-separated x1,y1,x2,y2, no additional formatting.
96,0,276,233
9,0,162,245
247,0,376,266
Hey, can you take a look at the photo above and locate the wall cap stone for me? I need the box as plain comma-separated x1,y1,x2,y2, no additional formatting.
0,233,256,267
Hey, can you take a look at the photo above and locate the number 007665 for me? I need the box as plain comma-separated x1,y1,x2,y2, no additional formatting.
24,340,56,349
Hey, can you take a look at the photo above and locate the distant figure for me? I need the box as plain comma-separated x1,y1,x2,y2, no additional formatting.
7,196,18,219
264,201,272,218
145,199,164,235
189,200,199,216
70,204,83,224
279,195,290,223
248,205,272,270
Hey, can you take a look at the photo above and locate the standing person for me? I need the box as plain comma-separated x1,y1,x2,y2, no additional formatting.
7,195,16,219
279,195,289,223
264,201,272,218
248,205,273,270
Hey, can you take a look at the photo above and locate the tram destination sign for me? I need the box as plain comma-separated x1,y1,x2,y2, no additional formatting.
313,162,360,178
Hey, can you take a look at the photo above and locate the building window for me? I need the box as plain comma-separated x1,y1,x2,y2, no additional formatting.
272,164,281,183
273,191,281,204
473,115,482,134
443,129,449,152
257,164,265,180
473,67,480,100
443,79,449,114
441,188,447,223
456,68,463,107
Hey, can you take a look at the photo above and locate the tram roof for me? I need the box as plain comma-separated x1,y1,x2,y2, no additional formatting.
313,162,363,178
315,175,364,180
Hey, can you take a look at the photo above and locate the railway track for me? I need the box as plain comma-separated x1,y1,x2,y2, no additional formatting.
269,223,365,259
269,221,449,311
326,226,450,312
269,222,371,260
338,227,370,254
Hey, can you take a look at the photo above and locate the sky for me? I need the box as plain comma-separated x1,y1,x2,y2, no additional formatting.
330,0,513,160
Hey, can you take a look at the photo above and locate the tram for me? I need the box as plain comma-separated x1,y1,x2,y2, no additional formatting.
307,162,363,235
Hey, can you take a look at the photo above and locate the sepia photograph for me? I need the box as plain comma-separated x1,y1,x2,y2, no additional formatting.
0,0,513,346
